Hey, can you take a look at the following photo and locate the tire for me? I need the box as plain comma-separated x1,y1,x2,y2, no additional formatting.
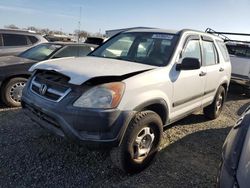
203,86,225,120
1,77,27,107
110,110,163,173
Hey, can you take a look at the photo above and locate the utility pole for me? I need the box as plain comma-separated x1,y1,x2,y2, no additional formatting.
78,6,82,43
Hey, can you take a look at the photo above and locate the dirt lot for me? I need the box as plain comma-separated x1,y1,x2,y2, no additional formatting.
0,85,250,188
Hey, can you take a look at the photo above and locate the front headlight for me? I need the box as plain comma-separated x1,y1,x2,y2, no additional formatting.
73,82,125,109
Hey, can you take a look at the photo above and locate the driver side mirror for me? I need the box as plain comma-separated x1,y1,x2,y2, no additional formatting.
176,57,201,71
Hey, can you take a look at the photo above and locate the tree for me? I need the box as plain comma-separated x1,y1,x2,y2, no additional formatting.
4,24,19,29
75,30,89,38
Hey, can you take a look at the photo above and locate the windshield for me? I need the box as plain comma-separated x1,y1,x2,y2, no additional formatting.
19,43,62,61
90,32,178,66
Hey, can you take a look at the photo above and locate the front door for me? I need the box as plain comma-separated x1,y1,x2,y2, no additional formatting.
171,36,206,119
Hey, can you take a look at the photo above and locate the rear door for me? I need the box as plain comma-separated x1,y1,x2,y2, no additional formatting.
201,36,223,105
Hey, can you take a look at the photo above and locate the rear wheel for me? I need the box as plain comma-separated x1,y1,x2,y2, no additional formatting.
203,86,225,120
110,110,163,173
1,77,27,107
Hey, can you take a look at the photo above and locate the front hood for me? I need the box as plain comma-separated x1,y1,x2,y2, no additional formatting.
30,56,156,85
0,56,35,67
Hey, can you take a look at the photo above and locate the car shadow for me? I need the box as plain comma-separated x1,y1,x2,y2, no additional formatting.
134,127,232,188
0,107,232,188
227,84,249,101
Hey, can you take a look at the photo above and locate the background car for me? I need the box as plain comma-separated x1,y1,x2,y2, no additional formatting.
217,106,250,188
0,42,97,107
84,37,104,45
206,28,250,96
0,29,48,56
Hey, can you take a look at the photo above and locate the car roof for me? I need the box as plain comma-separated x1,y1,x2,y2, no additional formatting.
42,42,98,47
124,28,223,41
124,28,179,34
0,28,41,35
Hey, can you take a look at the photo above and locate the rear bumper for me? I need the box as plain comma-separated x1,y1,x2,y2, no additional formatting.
21,85,135,148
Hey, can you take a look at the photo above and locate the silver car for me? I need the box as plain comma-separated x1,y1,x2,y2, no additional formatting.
218,107,250,188
0,29,47,56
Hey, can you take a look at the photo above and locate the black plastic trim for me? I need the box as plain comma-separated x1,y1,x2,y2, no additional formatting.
134,98,169,124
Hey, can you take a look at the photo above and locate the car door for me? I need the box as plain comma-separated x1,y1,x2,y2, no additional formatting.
172,35,206,118
201,36,222,106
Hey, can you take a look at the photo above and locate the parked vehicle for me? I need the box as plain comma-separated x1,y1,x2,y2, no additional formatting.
84,37,104,45
22,28,231,173
0,29,48,56
206,28,250,95
0,42,97,107
217,106,250,188
227,42,250,95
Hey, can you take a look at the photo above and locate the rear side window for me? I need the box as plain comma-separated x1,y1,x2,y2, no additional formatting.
216,40,230,61
3,34,28,46
28,36,38,44
202,41,217,66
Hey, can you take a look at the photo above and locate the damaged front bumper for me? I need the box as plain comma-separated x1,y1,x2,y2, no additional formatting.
21,83,135,148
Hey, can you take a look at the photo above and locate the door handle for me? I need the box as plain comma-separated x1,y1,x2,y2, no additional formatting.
219,67,224,72
199,71,207,76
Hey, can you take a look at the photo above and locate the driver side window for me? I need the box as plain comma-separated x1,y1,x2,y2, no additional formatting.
182,40,201,61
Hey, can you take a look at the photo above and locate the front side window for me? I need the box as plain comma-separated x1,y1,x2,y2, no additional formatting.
3,34,28,46
19,43,62,61
90,32,178,66
182,40,201,61
203,41,217,66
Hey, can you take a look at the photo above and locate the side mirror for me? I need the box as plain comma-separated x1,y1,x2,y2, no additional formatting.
176,57,201,71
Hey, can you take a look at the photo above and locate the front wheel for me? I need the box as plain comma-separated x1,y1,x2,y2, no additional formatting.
110,110,163,173
203,86,225,120
1,77,27,107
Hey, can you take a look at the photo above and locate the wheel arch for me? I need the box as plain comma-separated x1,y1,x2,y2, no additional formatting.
133,98,169,125
0,74,30,90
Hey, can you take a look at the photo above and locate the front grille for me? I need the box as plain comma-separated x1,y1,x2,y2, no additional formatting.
30,71,71,102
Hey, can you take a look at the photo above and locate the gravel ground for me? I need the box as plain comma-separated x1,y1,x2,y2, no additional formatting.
1,85,250,188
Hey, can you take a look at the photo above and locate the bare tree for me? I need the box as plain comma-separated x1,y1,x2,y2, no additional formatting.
4,24,19,29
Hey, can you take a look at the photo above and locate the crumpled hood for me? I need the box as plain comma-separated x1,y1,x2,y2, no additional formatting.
0,56,36,67
30,56,156,85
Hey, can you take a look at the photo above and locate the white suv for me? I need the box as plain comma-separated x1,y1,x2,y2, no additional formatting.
0,29,47,56
21,28,231,173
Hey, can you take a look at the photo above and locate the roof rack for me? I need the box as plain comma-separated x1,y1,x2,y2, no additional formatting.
205,28,250,44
